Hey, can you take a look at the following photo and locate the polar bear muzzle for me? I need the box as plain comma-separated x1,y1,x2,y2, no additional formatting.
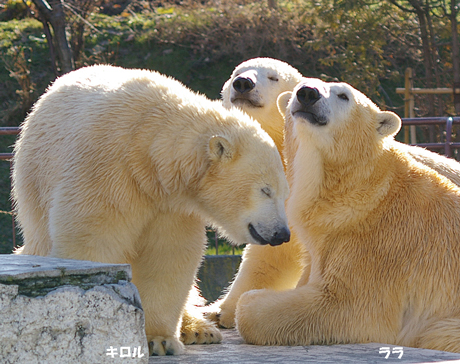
248,223,290,246
233,76,255,94
230,72,263,108
292,85,328,126
297,86,321,107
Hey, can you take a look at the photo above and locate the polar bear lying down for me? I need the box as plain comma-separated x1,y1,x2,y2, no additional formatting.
235,78,460,353
207,57,460,331
12,65,290,356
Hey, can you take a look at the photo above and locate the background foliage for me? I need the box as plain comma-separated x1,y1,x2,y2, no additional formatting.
0,0,459,252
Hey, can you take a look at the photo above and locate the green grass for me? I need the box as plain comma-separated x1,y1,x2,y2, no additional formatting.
205,229,244,255
205,244,244,256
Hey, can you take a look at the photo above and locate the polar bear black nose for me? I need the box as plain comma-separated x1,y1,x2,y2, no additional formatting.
297,86,321,107
233,77,255,94
270,226,291,246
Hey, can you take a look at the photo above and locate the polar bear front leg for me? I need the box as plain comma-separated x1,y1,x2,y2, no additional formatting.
235,285,332,346
130,213,209,356
205,234,307,328
235,283,396,346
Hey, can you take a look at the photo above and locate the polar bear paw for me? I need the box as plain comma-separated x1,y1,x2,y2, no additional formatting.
147,335,184,356
180,314,223,344
203,305,236,329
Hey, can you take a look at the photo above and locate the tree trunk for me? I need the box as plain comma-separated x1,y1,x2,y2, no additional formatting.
49,0,74,74
408,0,435,115
31,0,75,75
268,0,277,9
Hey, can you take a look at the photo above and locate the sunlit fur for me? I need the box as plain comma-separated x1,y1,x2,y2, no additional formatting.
222,57,303,154
236,78,460,353
206,58,307,329
12,65,288,355
213,58,460,329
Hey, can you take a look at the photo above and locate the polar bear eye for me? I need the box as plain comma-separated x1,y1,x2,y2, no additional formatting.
337,93,349,101
268,76,279,82
261,187,272,197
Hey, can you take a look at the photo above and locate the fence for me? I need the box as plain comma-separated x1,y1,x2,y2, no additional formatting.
0,127,19,251
401,117,460,158
2,117,460,252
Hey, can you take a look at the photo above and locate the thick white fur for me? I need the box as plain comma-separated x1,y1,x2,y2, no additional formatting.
236,78,460,353
205,58,307,329
12,65,289,355
213,58,460,330
222,57,303,153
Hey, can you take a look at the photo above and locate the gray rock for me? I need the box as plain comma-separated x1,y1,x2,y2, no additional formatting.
0,255,148,364
148,329,460,364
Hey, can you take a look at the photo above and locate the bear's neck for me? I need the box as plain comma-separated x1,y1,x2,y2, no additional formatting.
128,108,211,203
287,137,394,231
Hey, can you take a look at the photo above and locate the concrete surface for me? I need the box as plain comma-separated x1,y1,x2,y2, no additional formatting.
3,255,460,364
148,330,460,364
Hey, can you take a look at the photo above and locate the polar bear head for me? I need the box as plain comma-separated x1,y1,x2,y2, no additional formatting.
195,117,291,247
278,78,401,162
222,58,303,149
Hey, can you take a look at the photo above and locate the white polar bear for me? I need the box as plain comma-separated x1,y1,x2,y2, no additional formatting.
203,58,307,329
222,57,303,153
209,57,460,329
12,65,290,355
236,78,460,352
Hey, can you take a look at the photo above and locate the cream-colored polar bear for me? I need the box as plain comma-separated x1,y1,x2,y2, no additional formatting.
12,65,290,356
206,58,307,329
212,57,460,329
222,57,303,153
236,78,460,352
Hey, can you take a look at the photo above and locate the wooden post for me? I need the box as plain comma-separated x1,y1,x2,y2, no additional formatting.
409,87,416,145
455,81,460,115
404,68,414,143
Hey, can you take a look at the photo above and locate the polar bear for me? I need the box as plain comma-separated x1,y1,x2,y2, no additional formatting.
205,58,307,329
12,65,290,356
236,78,460,352
222,57,303,153
210,57,460,329
222,58,460,185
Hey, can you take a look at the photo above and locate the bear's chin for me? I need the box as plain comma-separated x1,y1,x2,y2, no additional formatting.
231,98,264,109
293,111,328,126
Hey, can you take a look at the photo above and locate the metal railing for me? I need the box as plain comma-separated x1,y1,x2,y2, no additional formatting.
401,117,460,158
0,127,19,249
2,116,460,252
0,127,19,160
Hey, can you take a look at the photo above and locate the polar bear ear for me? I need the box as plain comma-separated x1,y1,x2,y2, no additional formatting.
277,91,292,117
376,111,401,137
209,135,234,162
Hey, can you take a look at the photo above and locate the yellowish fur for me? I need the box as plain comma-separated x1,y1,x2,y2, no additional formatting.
206,58,307,328
212,58,460,329
221,57,303,153
12,65,289,355
236,78,460,352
